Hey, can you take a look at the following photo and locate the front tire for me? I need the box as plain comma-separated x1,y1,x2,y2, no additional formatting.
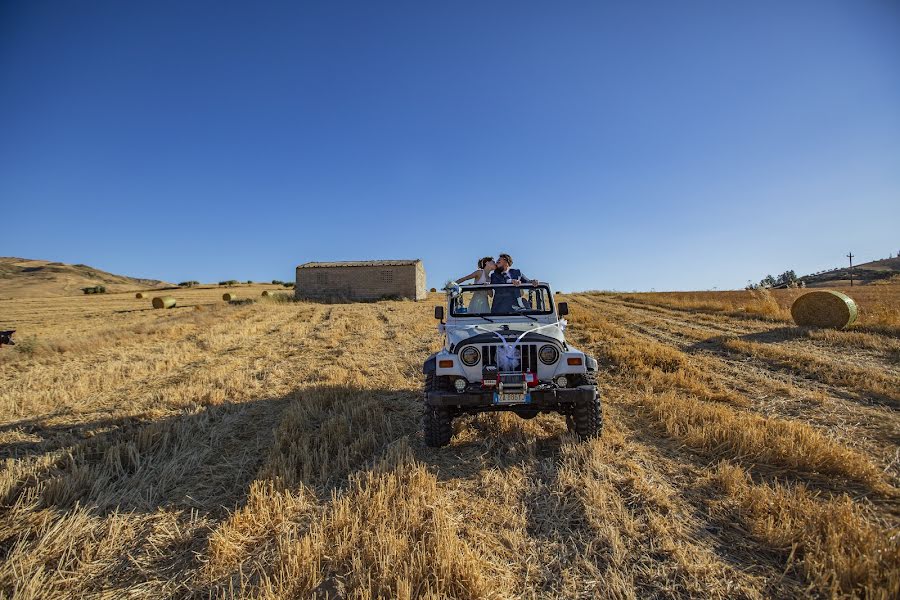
569,390,602,440
423,374,453,447
423,405,453,447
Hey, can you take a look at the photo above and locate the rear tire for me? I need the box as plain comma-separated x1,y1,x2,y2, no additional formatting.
423,374,453,447
570,390,602,440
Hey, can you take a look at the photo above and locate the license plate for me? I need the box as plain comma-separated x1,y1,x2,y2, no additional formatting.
493,392,530,405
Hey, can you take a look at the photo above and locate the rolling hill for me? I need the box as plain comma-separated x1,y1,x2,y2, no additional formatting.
798,256,900,287
0,257,171,298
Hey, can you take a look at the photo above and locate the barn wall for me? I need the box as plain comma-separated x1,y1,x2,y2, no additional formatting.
414,261,427,300
295,263,425,301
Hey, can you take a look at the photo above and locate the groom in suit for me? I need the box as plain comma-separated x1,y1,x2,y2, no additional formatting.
490,253,539,313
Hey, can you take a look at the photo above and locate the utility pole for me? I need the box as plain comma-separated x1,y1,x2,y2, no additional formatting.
846,252,854,287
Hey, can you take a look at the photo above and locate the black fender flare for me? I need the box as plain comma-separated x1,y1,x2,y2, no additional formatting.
423,353,436,375
585,354,598,371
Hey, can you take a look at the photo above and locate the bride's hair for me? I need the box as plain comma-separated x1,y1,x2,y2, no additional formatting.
477,256,494,269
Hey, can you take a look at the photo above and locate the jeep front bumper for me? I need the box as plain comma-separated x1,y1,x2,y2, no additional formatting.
425,385,596,409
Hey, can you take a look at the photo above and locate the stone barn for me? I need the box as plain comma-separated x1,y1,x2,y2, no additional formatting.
295,260,427,301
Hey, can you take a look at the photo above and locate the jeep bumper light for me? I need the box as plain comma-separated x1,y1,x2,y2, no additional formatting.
454,378,466,392
556,376,568,388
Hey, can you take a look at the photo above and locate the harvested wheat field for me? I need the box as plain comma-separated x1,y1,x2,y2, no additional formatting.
1,287,898,599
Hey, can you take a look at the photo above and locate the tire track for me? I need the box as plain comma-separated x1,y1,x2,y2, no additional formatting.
571,294,900,490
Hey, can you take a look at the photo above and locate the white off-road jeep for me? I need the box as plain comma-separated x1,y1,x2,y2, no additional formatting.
422,283,601,447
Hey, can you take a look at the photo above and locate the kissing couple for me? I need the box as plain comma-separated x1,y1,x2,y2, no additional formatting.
455,253,539,313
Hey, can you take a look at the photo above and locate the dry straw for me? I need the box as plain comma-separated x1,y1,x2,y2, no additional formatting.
261,290,282,297
151,296,176,309
791,291,858,329
222,293,238,302
135,292,145,299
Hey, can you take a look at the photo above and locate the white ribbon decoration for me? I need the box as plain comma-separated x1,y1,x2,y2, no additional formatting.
496,341,521,370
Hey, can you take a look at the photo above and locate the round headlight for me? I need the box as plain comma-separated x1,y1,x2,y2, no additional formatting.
539,344,559,364
460,346,480,366
454,378,467,392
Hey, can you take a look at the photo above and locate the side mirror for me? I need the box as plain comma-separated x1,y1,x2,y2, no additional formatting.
557,302,568,317
434,306,444,321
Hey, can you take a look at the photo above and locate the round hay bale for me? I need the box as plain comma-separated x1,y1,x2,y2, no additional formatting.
222,293,238,302
791,291,858,329
261,290,282,297
135,292,145,299
152,296,176,309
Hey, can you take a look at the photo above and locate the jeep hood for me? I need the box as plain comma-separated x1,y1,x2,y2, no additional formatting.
445,321,566,348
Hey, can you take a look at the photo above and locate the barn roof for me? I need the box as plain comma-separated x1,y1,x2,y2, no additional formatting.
297,259,422,269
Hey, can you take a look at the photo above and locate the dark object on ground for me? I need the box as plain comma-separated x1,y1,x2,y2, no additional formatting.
0,330,15,346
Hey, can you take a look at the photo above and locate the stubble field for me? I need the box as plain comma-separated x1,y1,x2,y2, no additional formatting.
1,286,898,599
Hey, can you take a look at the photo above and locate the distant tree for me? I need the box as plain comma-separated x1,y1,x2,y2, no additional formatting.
776,270,797,286
271,279,284,285
759,274,777,288
178,280,199,287
246,280,253,284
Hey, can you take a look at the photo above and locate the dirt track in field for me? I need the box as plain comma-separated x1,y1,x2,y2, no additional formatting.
1,289,897,599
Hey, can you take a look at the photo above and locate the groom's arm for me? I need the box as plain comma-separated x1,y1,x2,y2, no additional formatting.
516,271,539,285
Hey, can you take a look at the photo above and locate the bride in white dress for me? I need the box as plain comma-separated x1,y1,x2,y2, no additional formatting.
455,257,496,313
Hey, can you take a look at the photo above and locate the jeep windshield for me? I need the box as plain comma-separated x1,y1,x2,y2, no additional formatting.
450,284,555,317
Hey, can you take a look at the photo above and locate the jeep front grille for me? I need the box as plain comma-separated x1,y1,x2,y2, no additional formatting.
480,344,538,372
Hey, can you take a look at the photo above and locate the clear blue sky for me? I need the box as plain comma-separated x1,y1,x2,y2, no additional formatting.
2,1,898,291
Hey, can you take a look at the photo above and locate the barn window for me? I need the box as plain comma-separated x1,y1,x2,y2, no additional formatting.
316,272,328,284
381,270,393,283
